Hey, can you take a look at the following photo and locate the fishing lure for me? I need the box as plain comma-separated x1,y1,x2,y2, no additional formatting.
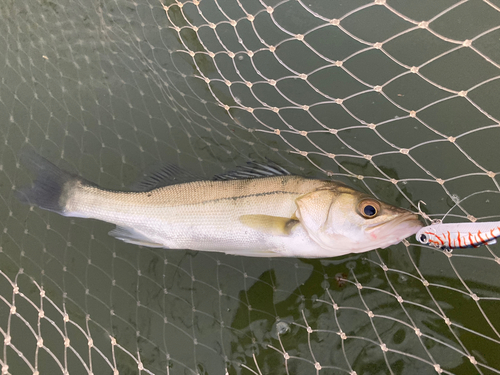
416,222,500,249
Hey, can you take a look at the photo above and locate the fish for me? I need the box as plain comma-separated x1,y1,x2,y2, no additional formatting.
416,221,500,250
17,151,423,258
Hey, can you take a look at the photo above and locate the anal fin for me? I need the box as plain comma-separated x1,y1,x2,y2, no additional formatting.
109,226,164,248
239,215,298,236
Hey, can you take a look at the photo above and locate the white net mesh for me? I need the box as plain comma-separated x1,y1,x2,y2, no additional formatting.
1,0,500,373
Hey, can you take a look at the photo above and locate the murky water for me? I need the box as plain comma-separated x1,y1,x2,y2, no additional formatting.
1,0,499,374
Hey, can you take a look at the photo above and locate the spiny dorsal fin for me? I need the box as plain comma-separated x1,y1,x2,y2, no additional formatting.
213,161,290,181
132,160,290,191
130,164,200,191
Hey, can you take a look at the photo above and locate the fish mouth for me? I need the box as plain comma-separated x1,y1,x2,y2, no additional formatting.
365,212,424,245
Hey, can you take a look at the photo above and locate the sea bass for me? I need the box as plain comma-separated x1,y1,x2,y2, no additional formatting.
17,152,422,258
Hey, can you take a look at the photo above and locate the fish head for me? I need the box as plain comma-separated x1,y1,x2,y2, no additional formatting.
295,186,423,254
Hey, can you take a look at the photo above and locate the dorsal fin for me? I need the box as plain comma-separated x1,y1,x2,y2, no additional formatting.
130,164,199,191
131,160,290,191
213,161,290,181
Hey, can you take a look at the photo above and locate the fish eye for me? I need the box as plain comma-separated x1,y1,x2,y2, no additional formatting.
419,234,429,244
358,200,379,219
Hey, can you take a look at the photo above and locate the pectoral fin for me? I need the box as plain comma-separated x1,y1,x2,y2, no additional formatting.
239,215,298,236
109,226,165,248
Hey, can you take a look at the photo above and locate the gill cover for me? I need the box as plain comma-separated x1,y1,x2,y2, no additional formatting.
294,189,345,249
295,190,333,231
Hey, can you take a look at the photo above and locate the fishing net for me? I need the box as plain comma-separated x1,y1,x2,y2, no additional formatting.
1,0,500,373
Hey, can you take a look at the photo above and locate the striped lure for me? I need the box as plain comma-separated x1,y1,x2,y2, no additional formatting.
416,222,500,249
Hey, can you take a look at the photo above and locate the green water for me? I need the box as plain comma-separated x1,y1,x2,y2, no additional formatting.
1,0,500,374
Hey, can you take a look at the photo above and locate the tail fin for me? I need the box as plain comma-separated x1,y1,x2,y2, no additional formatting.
16,150,80,215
